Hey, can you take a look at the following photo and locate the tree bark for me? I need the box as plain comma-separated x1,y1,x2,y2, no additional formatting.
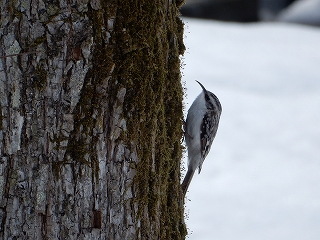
0,0,186,239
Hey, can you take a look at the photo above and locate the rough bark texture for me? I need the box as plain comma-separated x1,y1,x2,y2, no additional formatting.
0,0,186,239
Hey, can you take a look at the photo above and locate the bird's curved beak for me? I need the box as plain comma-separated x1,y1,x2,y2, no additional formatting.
195,80,207,92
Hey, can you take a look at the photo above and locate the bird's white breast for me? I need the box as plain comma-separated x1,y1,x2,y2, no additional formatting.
185,92,207,170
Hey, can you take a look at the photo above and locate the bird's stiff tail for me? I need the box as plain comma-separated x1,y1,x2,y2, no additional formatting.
181,169,195,197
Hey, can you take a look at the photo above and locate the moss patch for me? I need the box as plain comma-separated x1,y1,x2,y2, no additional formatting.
108,1,187,239
61,0,187,238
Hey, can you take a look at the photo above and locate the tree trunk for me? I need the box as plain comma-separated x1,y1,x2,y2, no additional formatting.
0,0,186,239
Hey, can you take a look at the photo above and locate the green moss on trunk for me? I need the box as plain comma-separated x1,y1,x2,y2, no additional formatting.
68,0,186,238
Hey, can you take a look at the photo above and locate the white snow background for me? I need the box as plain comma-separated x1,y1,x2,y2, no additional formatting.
181,18,320,240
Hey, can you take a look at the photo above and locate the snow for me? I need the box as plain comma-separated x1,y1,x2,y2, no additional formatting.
181,18,320,240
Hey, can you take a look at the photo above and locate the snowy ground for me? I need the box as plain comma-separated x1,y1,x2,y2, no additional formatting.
181,18,320,240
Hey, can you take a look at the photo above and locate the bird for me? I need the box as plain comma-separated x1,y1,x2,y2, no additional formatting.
181,80,222,196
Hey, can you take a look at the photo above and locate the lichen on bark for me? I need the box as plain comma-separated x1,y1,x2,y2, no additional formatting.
0,0,186,239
